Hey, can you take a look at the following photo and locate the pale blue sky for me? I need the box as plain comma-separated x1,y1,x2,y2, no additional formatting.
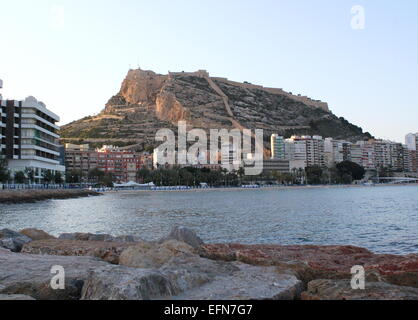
1,0,417,143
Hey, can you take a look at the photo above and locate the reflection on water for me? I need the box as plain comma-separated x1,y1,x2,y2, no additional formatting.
1,185,417,254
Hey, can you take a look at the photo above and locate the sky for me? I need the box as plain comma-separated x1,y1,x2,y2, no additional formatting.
1,0,417,143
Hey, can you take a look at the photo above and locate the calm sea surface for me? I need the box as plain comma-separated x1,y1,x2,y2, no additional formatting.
1,185,417,254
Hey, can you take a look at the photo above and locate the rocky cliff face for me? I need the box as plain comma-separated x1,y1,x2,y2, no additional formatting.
61,68,372,149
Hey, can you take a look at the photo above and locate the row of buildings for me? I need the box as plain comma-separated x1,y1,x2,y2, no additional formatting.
271,134,418,173
64,144,153,182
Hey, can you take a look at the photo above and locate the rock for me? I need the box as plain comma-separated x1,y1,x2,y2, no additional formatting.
0,229,23,239
58,233,112,241
163,255,303,300
301,279,418,300
81,266,177,300
114,235,143,243
161,255,235,293
367,257,418,288
119,240,197,268
21,239,133,264
0,249,109,300
0,229,32,252
0,294,36,300
19,228,55,241
201,244,418,287
159,227,204,249
0,247,10,253
58,232,142,243
82,254,302,300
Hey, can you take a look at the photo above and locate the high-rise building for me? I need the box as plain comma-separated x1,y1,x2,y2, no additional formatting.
220,141,240,171
284,137,307,170
390,142,405,171
360,141,375,170
306,135,325,167
411,150,418,173
349,144,363,167
324,138,351,166
402,145,414,172
284,135,325,169
405,133,418,173
270,134,285,160
1,90,65,182
406,133,418,151
372,140,393,169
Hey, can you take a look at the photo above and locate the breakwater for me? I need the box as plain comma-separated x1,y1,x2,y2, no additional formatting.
0,189,101,204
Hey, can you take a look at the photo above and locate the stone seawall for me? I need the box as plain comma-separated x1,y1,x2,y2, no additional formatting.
0,227,417,300
0,189,101,204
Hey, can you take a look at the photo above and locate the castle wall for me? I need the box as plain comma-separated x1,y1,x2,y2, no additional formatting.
168,70,329,112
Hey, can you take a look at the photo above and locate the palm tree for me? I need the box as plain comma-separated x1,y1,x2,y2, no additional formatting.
221,168,228,187
25,167,35,184
237,167,245,186
0,159,10,183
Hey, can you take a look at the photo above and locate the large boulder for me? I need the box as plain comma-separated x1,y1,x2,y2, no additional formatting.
158,227,204,249
0,249,109,300
0,229,32,252
301,279,418,300
201,244,418,288
19,228,55,241
82,254,303,300
119,240,197,268
163,255,303,300
81,266,177,300
21,239,134,264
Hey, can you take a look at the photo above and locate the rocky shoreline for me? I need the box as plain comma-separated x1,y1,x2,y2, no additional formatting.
0,189,101,204
0,227,417,300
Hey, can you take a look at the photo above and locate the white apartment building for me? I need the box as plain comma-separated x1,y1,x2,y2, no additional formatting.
324,138,350,166
1,93,65,182
406,133,418,151
359,141,375,170
284,135,325,169
284,136,307,170
372,140,392,169
306,135,325,167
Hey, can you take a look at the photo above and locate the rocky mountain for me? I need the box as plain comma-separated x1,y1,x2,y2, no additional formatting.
61,68,372,151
